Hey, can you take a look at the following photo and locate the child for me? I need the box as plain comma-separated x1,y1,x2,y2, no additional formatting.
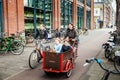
61,40,71,52
54,38,63,53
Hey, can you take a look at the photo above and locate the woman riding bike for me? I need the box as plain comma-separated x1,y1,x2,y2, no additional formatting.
65,23,78,47
29,24,48,69
65,23,78,57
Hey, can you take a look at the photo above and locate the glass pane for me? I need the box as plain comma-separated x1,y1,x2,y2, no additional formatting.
60,0,72,28
24,0,52,29
86,0,91,7
77,6,83,29
86,11,91,29
78,0,84,3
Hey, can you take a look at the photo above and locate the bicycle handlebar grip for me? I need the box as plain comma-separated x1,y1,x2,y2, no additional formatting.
86,58,95,63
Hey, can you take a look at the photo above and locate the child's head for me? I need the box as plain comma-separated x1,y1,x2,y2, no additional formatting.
55,38,61,45
40,24,45,30
64,40,70,46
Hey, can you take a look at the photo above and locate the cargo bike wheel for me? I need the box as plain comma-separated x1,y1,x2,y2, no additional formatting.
65,69,73,78
65,60,73,78
29,50,41,69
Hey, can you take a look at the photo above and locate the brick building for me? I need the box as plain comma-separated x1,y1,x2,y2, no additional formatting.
0,0,94,36
1,0,24,36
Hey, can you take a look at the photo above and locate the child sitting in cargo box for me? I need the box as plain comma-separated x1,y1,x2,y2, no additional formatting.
54,38,63,53
61,40,72,52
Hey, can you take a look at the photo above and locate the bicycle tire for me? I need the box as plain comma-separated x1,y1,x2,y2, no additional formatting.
29,50,41,69
114,56,120,72
11,41,24,55
105,51,109,58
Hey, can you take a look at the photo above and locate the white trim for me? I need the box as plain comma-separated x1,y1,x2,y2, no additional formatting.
77,2,84,7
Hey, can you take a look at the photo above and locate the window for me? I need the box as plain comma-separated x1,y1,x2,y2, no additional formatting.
77,6,83,29
86,0,91,7
86,11,91,29
96,10,98,14
61,0,72,28
78,0,84,3
94,0,104,2
24,0,52,29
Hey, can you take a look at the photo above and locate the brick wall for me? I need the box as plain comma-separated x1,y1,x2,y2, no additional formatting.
2,0,24,36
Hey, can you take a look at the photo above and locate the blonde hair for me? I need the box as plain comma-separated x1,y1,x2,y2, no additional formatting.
54,38,61,43
40,24,45,28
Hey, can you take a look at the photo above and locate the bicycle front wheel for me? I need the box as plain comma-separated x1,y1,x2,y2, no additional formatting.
114,56,120,72
11,41,24,55
29,50,41,69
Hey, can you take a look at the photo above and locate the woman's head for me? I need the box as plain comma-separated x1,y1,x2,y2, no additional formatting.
40,24,45,30
68,23,74,30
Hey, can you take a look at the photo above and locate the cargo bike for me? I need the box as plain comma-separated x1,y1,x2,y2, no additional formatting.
28,39,78,78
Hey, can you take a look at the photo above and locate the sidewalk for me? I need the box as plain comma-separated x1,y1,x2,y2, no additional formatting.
0,47,34,80
79,39,120,79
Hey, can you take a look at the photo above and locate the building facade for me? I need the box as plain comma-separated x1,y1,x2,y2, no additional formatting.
94,0,114,28
0,0,94,35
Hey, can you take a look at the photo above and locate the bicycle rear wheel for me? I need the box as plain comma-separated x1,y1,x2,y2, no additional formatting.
29,50,41,69
11,41,24,55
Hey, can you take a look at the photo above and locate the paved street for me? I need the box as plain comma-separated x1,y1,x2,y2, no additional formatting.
0,28,116,80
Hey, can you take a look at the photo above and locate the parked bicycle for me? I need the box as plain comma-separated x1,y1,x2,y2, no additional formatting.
25,29,34,44
102,42,115,60
0,32,24,55
84,58,120,80
114,50,120,72
11,31,26,46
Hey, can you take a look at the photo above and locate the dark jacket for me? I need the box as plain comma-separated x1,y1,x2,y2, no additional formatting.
65,28,78,39
55,29,61,38
35,29,48,39
61,45,71,52
39,29,48,39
